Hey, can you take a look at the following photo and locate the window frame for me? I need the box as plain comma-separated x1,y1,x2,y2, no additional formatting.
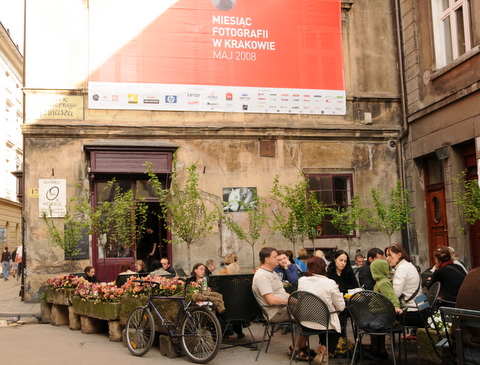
431,0,473,69
307,173,355,239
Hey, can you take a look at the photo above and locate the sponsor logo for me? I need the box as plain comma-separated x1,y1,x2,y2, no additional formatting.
144,99,159,104
92,94,99,101
304,99,310,102
165,95,177,103
269,93,277,96
281,99,289,102
226,92,233,101
281,94,289,96
293,99,299,102
242,105,248,110
258,98,266,101
258,93,264,96
187,92,201,98
188,101,199,105
292,106,299,109
128,94,138,104
313,94,322,98
293,94,299,97
112,95,119,101
304,94,310,97
206,102,218,106
208,92,218,99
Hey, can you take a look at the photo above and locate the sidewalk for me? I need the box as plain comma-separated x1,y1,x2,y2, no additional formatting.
0,274,40,320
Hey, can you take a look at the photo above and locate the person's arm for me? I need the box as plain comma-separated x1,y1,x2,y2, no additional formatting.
330,284,346,312
149,242,157,256
285,264,299,284
263,292,289,306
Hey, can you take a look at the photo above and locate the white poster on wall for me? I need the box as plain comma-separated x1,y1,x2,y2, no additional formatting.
39,179,67,218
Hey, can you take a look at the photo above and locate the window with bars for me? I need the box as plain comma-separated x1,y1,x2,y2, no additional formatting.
431,0,473,68
308,174,353,237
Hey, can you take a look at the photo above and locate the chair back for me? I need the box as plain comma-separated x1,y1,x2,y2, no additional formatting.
348,290,396,331
414,293,430,312
209,274,260,322
426,281,441,308
288,291,330,330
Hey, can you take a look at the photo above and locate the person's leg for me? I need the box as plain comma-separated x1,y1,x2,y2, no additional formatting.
319,331,341,356
5,261,10,278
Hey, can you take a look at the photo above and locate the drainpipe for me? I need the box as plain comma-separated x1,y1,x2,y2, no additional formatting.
393,0,411,252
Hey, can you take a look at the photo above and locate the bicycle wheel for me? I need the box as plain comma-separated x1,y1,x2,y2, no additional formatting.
180,307,222,364
125,306,155,356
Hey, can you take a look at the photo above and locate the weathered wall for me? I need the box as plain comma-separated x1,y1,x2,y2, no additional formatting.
22,0,404,301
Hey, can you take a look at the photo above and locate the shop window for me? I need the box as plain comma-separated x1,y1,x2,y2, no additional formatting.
431,0,473,68
308,174,353,237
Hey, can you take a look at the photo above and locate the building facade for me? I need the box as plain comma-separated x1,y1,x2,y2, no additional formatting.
399,0,480,270
22,0,404,301
0,21,23,253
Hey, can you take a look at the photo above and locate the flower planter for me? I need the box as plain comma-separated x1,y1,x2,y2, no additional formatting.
416,328,452,364
72,298,121,321
45,288,75,306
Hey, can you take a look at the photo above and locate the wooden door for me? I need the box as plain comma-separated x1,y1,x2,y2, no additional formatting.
425,183,449,266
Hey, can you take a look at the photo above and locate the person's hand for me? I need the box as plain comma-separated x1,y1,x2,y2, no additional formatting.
395,308,403,315
148,252,153,256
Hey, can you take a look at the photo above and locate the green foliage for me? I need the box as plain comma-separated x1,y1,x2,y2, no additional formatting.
367,180,412,243
42,206,82,271
453,171,480,233
223,196,269,269
270,173,326,252
145,157,219,270
328,195,366,236
74,180,148,262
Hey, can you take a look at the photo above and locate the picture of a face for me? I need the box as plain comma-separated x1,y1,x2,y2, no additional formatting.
212,0,236,11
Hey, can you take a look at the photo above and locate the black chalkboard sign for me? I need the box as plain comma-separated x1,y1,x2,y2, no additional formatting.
65,227,90,260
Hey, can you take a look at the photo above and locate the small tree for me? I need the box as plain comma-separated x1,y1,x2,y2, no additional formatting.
328,195,366,255
270,173,326,254
223,196,269,270
146,158,219,271
75,180,148,279
41,206,83,272
453,170,480,234
367,180,412,244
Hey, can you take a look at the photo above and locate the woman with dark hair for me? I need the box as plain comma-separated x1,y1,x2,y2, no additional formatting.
427,246,466,306
84,266,96,283
327,250,359,294
297,256,345,363
385,243,422,340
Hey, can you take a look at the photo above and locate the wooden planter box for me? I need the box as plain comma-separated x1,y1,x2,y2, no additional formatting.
417,328,452,364
72,298,121,321
45,288,75,306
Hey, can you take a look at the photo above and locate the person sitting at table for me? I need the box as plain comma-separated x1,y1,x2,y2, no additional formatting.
358,248,384,290
385,243,421,340
327,250,359,294
369,259,404,360
295,248,308,272
205,259,216,277
135,260,149,277
298,256,345,363
84,265,97,283
160,257,176,275
115,261,136,287
427,246,466,306
220,254,238,275
274,249,299,285
150,259,171,276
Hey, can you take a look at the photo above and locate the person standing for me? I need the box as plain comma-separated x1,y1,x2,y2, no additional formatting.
16,245,23,280
2,246,10,281
145,227,159,271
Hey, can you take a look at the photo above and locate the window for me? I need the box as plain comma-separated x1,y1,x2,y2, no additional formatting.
432,0,473,68
308,174,353,237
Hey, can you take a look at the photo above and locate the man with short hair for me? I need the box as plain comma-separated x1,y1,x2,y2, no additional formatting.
352,253,365,282
253,247,308,359
274,249,299,285
205,259,216,276
358,248,384,290
160,257,176,275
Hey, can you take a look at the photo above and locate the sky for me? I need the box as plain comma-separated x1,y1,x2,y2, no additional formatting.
0,0,25,53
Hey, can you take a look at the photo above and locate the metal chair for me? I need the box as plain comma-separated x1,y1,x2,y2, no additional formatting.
288,291,337,365
441,307,480,365
208,274,261,349
252,290,295,361
348,290,404,365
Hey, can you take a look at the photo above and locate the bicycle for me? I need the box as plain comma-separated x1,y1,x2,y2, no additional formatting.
125,280,222,363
